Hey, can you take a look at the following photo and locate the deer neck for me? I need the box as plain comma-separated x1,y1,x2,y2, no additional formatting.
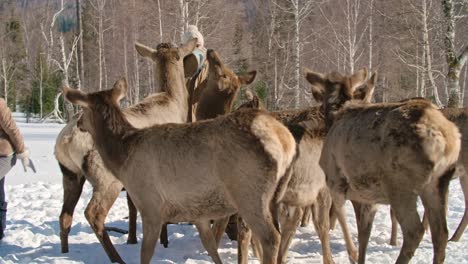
91,103,135,177
155,60,188,111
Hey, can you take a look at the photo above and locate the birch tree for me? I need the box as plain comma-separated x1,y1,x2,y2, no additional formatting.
275,0,317,108
442,0,468,107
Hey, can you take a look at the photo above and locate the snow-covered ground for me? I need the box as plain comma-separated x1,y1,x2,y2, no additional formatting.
0,115,467,264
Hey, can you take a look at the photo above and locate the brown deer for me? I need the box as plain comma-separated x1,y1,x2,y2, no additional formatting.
62,76,297,264
191,49,256,120
159,48,257,244
230,71,374,264
389,107,468,245
312,69,461,264
55,40,198,264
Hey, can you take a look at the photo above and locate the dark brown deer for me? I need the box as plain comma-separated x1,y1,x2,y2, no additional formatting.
313,69,461,264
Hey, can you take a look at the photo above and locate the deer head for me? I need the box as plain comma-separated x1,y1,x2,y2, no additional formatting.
304,68,376,128
236,89,266,111
135,39,198,64
205,49,256,93
135,39,198,96
63,79,129,137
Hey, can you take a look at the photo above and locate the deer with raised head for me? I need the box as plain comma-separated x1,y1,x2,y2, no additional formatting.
62,75,297,264
159,48,257,245
55,40,198,264
312,69,461,264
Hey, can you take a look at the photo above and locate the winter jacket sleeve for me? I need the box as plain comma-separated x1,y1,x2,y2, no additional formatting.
0,98,25,154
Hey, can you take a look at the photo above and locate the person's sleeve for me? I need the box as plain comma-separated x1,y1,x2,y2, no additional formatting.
0,99,26,153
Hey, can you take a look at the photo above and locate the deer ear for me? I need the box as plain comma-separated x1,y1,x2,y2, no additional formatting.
135,42,157,59
350,67,368,90
179,38,198,58
239,71,256,85
207,49,222,66
353,72,377,103
63,86,90,107
304,68,325,103
183,53,198,77
111,78,128,103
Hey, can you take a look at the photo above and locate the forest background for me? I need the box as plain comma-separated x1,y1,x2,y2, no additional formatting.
0,0,466,121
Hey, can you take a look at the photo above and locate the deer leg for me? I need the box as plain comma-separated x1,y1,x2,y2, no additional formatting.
225,214,239,241
237,215,252,264
312,189,334,264
300,205,311,227
239,200,280,264
212,216,230,247
390,207,399,246
391,192,424,264
329,202,338,230
141,216,162,264
59,163,85,254
160,223,169,248
85,181,125,264
196,220,223,264
333,197,358,262
420,168,453,264
450,168,468,241
351,201,377,264
251,234,263,260
277,205,302,264
126,192,138,244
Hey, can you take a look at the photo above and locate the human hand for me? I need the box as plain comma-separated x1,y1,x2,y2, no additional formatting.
17,150,36,173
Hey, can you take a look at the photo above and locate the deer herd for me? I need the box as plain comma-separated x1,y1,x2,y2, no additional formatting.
53,38,467,264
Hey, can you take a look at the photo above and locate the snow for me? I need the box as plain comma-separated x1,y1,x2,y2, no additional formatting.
1,116,467,264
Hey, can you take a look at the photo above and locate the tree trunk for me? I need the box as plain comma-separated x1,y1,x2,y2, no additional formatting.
76,0,84,89
442,0,467,108
178,0,187,42
157,0,163,42
368,0,373,72
422,0,442,106
292,0,301,109
60,33,75,120
2,59,8,104
39,59,43,118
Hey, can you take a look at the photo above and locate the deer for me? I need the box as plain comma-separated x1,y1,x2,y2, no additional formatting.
389,107,468,245
62,75,297,264
159,48,257,245
229,70,375,264
55,39,198,264
312,68,461,264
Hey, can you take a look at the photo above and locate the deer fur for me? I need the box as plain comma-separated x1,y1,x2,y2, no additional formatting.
231,71,374,264
192,49,256,120
63,77,297,264
55,40,198,264
314,69,461,264
160,48,257,246
389,107,468,244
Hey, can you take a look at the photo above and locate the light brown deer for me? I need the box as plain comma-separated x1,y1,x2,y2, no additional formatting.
313,69,461,264
55,40,198,264
230,71,375,264
62,77,297,264
159,48,257,244
389,107,468,245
